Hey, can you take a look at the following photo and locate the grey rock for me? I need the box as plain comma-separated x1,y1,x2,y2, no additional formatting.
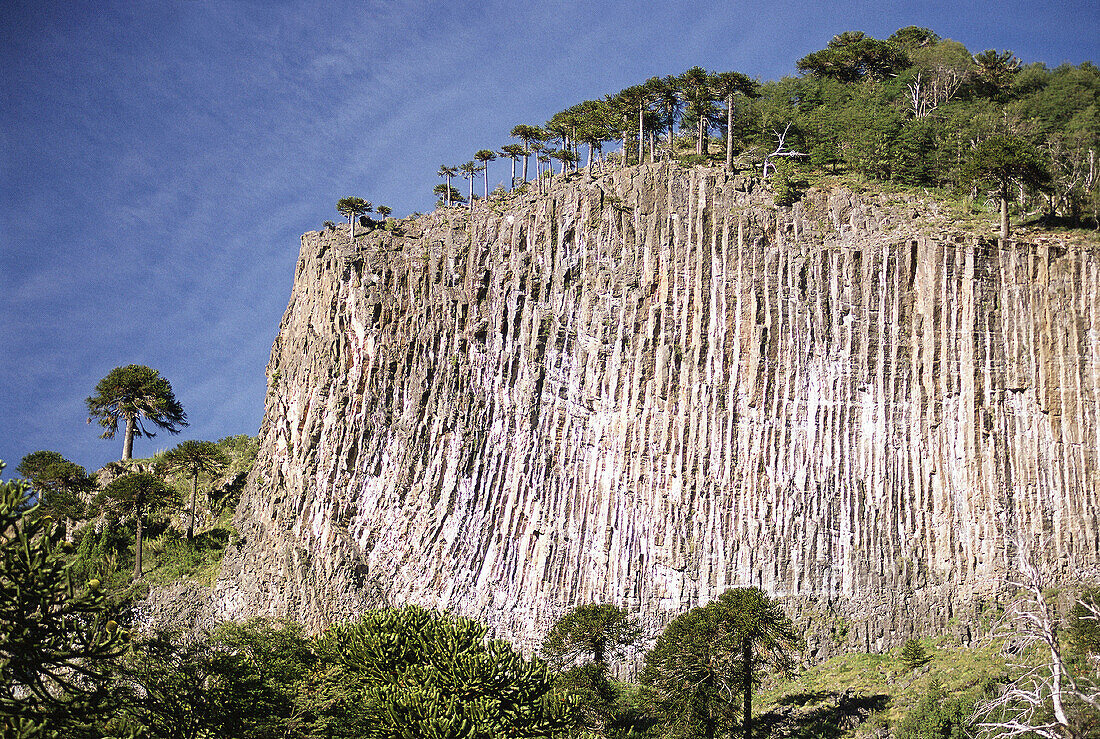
208,165,1100,665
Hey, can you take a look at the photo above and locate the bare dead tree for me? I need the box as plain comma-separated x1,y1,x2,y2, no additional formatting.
972,542,1100,739
907,67,964,119
762,122,807,178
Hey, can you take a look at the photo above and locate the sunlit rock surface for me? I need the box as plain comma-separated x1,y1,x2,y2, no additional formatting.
211,163,1100,659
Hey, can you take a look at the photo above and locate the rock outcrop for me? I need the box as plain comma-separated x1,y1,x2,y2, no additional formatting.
211,163,1100,660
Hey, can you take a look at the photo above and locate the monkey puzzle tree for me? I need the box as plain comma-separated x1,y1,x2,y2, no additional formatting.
542,603,641,734
642,587,799,739
499,144,526,189
964,133,1049,239
437,165,458,207
615,84,652,165
796,31,910,83
0,464,127,735
434,183,464,207
542,603,641,673
158,440,229,540
297,605,578,738
336,196,371,238
654,75,684,155
511,124,542,181
722,588,799,739
973,49,1020,101
16,451,94,532
375,205,392,220
680,66,719,156
98,473,178,579
459,161,479,209
86,364,188,461
711,71,759,169
474,149,497,197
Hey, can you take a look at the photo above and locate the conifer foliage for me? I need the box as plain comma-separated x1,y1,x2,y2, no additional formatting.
0,464,126,736
298,605,578,738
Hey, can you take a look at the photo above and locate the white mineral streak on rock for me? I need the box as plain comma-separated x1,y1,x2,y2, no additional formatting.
212,166,1100,662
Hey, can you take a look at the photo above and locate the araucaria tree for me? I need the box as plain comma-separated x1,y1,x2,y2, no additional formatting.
86,364,188,461
460,161,479,209
964,134,1050,239
711,71,758,169
16,451,95,533
542,603,641,672
159,440,229,540
0,464,127,734
297,605,577,737
642,587,799,739
99,472,178,579
680,66,717,156
336,196,371,238
437,165,457,207
475,149,497,197
542,603,641,734
511,124,543,181
500,144,526,189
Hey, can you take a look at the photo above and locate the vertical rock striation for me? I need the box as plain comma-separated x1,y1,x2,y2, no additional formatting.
212,164,1100,658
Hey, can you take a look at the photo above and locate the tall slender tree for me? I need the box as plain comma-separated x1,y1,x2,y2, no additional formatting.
616,85,651,165
159,440,229,540
336,197,371,237
964,133,1049,239
711,71,758,169
86,365,188,461
536,147,552,191
459,161,479,209
437,165,457,207
654,75,684,156
499,144,526,189
474,149,497,197
680,66,718,156
99,472,178,579
511,124,541,181
642,587,799,739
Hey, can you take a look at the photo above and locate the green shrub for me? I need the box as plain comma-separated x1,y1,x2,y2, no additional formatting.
295,605,578,738
895,680,971,739
901,638,930,670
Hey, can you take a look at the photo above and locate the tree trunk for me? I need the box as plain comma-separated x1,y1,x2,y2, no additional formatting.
638,105,645,166
468,178,474,211
133,505,144,579
188,473,197,540
649,130,656,163
1000,182,1011,240
743,638,753,739
445,175,452,207
483,168,489,199
123,416,135,460
522,145,529,181
726,95,735,170
510,158,516,190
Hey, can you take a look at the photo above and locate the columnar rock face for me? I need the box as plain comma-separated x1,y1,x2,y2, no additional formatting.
212,164,1100,658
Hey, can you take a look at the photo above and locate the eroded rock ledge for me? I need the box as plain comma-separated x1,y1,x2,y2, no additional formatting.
210,163,1100,662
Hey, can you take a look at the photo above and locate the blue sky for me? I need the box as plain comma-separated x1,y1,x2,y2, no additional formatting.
2,0,1097,475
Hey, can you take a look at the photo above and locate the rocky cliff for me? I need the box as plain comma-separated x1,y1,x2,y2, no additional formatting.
211,163,1100,659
